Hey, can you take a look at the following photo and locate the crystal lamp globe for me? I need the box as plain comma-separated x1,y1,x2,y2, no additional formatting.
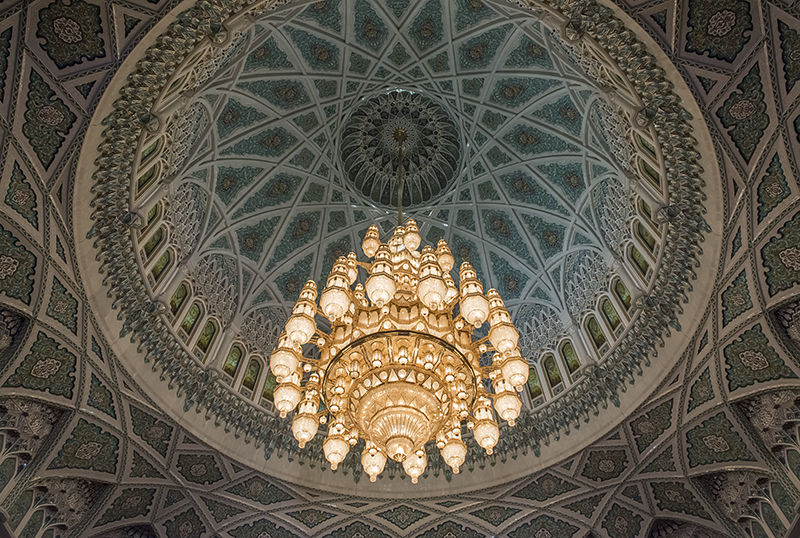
269,220,528,483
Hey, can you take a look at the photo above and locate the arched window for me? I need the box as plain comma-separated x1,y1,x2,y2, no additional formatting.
150,249,172,283
638,199,653,225
586,316,607,350
169,283,188,317
180,301,203,337
787,449,800,483
634,132,657,161
638,157,660,189
137,162,160,194
140,137,163,165
542,354,562,394
526,367,543,402
560,341,581,374
601,297,621,331
262,371,278,403
629,245,650,278
614,279,632,311
142,203,162,235
142,227,164,259
196,320,217,353
636,222,656,253
223,345,243,378
242,359,261,391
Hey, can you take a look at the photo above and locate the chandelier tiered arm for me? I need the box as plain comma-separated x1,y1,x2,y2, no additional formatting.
270,220,528,483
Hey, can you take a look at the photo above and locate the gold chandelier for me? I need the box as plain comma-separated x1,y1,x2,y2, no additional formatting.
269,130,527,483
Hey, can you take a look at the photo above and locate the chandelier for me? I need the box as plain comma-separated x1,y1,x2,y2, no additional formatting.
269,129,527,483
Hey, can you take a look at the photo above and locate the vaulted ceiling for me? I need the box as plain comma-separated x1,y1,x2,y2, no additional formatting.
0,0,799,537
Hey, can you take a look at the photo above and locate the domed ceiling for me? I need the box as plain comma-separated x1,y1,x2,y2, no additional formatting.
76,0,718,491
171,0,633,353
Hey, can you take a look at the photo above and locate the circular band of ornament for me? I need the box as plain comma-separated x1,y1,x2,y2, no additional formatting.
80,0,716,485
340,90,461,208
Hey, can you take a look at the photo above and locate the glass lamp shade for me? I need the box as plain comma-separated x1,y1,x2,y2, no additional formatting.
501,353,529,388
473,419,499,455
269,347,299,380
292,413,319,448
489,323,519,354
460,294,489,328
273,383,301,418
284,313,315,347
323,434,350,470
403,220,421,251
436,240,455,272
319,287,351,321
494,391,522,426
418,274,447,310
362,225,381,258
365,273,395,307
402,451,427,483
441,438,467,473
361,448,387,482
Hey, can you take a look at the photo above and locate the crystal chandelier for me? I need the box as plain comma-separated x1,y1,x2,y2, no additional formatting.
269,129,527,483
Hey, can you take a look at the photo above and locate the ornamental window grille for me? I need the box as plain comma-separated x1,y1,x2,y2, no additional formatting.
165,183,207,259
194,255,239,323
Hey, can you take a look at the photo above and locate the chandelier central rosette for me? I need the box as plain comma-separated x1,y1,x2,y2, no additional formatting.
270,220,528,483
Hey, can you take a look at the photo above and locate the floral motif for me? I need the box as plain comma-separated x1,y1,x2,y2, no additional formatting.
3,331,75,398
651,482,711,519
685,412,755,467
688,368,714,412
416,520,487,538
779,20,800,93
235,217,281,262
514,472,579,501
0,27,11,101
762,210,800,296
716,64,769,162
201,496,244,523
601,503,642,538
37,0,105,68
0,228,36,306
641,445,676,473
582,449,628,481
164,508,205,538
226,476,293,506
563,494,604,518
721,270,752,327
46,277,78,334
630,399,673,453
4,162,38,229
757,154,790,223
48,418,119,473
176,454,223,485
87,373,116,418
723,324,797,390
129,405,173,457
22,70,76,169
95,488,155,526
508,514,579,538
377,505,429,529
470,505,521,527
685,0,752,62
129,450,164,479
287,508,337,528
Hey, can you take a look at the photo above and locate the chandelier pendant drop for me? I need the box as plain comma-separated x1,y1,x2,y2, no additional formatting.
270,129,528,484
